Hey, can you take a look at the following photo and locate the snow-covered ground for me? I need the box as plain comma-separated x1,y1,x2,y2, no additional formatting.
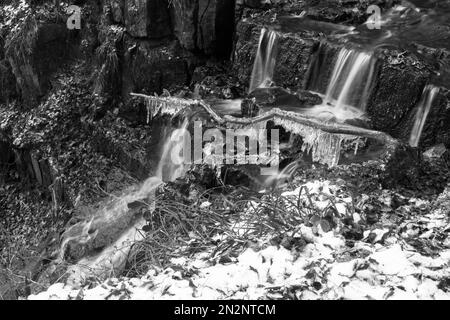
28,181,450,300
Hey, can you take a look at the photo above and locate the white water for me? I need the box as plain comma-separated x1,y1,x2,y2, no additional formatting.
409,85,440,147
306,48,375,122
64,121,189,287
156,119,189,181
262,160,300,189
325,48,375,111
249,28,278,93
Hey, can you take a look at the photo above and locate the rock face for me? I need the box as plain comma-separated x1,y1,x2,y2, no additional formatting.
233,19,319,91
124,0,172,38
0,59,17,103
121,36,193,96
366,50,431,135
171,0,236,56
5,21,71,106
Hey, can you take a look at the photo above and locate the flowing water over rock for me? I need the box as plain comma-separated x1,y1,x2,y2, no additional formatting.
156,119,189,182
63,120,189,287
409,85,440,147
305,47,376,122
249,28,278,94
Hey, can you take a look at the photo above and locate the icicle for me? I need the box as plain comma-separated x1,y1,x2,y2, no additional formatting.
141,95,193,120
146,100,151,124
273,117,358,167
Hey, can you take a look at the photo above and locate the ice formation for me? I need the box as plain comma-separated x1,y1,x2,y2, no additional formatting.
274,117,359,167
141,95,193,123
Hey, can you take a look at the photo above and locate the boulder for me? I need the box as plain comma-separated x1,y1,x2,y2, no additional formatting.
366,49,431,136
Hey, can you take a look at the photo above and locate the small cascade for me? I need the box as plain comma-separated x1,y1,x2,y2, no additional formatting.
324,48,375,112
306,41,337,94
263,160,300,188
305,47,376,122
249,28,278,93
63,119,190,286
156,119,190,181
409,85,440,147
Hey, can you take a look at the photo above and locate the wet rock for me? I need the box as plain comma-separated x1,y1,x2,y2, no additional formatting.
304,41,342,94
233,18,319,91
248,87,322,110
423,144,447,160
344,118,371,129
61,201,143,262
366,50,431,138
241,98,259,117
387,83,449,149
289,0,398,25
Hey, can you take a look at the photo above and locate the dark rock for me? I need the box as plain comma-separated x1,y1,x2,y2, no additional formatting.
295,89,322,107
0,59,17,103
233,19,319,91
366,50,431,136
94,25,124,99
118,96,148,125
91,122,153,180
124,0,172,38
5,22,72,106
419,88,450,148
344,118,371,129
304,41,342,94
122,36,192,96
110,0,125,23
304,0,399,25
241,98,259,117
248,87,322,110
171,0,236,56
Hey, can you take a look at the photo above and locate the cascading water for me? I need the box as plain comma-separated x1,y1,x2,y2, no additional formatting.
249,28,278,94
409,85,440,147
63,120,190,286
325,48,375,111
156,119,189,181
306,47,376,121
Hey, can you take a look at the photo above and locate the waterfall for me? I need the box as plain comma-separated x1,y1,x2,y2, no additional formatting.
304,47,376,122
156,119,190,181
324,48,376,112
409,85,440,147
249,28,278,93
63,119,191,287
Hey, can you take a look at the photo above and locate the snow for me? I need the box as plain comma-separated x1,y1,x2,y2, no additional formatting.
28,181,450,300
